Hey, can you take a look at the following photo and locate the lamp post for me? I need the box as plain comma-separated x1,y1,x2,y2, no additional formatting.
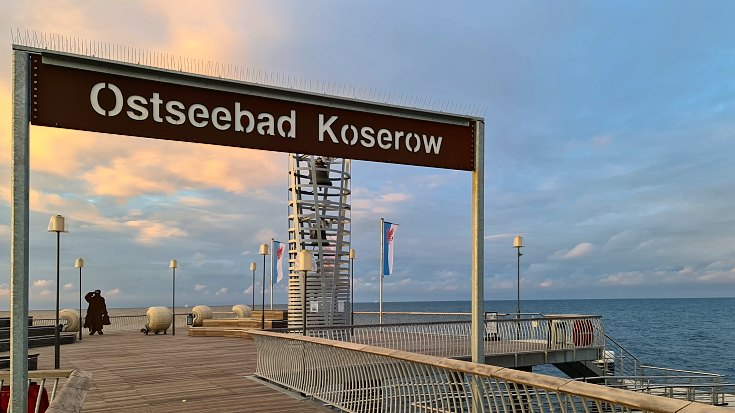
249,262,257,309
258,244,269,329
296,250,314,336
169,259,177,335
74,258,84,341
349,248,356,326
48,214,67,369
513,236,524,319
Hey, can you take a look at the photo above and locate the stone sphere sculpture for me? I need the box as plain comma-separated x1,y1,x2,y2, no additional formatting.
232,304,252,318
59,308,80,332
191,305,213,327
145,306,173,332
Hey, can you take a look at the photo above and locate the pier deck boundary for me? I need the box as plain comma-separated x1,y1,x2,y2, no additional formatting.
0,330,330,412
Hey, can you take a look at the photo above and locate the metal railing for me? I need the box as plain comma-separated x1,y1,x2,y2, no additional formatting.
272,315,605,359
252,330,727,413
0,369,74,413
582,375,733,406
34,314,189,333
590,329,643,378
572,325,732,406
354,311,472,324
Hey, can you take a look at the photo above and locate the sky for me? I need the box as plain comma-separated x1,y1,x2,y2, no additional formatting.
1,1,735,310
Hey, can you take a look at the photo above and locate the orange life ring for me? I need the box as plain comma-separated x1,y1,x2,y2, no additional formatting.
572,319,594,346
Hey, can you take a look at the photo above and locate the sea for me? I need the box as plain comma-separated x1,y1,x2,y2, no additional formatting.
5,297,733,379
354,298,735,379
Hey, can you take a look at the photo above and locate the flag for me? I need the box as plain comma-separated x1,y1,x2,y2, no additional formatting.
272,241,285,284
382,221,399,276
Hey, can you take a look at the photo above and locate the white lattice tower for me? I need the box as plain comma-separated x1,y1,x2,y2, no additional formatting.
288,155,351,328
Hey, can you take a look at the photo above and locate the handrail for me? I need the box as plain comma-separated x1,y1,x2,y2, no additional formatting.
270,315,605,359
251,330,728,412
640,365,724,378
0,369,78,413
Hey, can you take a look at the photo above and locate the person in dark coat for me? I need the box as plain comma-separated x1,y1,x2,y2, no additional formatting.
84,289,108,335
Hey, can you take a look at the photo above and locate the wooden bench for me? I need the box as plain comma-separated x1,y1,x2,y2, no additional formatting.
0,353,40,370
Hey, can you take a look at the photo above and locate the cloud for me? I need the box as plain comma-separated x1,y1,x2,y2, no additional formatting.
352,188,412,217
693,268,735,283
0,285,9,297
485,233,527,241
379,193,410,202
253,228,277,244
552,242,597,260
39,290,52,296
106,288,121,296
82,144,283,200
599,271,644,286
125,220,187,244
194,284,207,292
215,287,228,295
33,280,53,288
177,196,215,207
484,233,515,241
63,283,74,291
539,279,554,288
604,229,647,251
191,253,207,268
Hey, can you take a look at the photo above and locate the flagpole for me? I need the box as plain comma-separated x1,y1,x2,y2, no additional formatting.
270,238,274,310
379,218,384,325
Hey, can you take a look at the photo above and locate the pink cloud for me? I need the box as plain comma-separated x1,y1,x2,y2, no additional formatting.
552,242,596,260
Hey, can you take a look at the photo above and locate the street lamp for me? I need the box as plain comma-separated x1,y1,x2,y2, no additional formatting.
295,250,314,336
48,214,67,370
74,258,84,341
258,244,269,329
513,235,524,319
169,259,177,336
349,248,356,326
249,262,257,309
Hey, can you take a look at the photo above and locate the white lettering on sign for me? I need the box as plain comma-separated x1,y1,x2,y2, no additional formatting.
318,114,443,155
88,83,444,155
89,82,296,139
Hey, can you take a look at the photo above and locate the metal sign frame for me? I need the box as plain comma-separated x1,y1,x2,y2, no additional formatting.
9,45,485,411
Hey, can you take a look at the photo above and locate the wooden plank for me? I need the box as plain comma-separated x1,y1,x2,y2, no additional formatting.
0,330,329,412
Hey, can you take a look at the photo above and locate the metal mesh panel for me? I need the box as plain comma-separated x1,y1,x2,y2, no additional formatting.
287,155,351,328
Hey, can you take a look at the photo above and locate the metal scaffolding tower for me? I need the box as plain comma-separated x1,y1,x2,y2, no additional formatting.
287,155,351,328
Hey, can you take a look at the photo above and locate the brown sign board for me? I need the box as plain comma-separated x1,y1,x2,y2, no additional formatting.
31,56,475,170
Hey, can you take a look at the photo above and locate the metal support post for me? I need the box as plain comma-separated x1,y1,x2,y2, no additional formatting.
261,254,266,329
54,232,60,368
470,120,485,413
79,267,83,341
11,48,30,413
379,218,384,324
172,266,176,336
302,271,307,335
471,119,485,363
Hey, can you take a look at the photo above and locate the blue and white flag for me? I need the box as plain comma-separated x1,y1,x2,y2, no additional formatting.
272,241,285,284
382,221,399,276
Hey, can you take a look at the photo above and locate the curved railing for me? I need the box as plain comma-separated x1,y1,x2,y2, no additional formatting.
252,330,727,413
271,314,605,359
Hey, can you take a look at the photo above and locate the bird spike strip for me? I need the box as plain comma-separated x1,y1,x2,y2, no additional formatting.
11,28,487,117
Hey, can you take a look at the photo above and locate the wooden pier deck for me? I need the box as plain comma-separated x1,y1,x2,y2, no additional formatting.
0,330,330,412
